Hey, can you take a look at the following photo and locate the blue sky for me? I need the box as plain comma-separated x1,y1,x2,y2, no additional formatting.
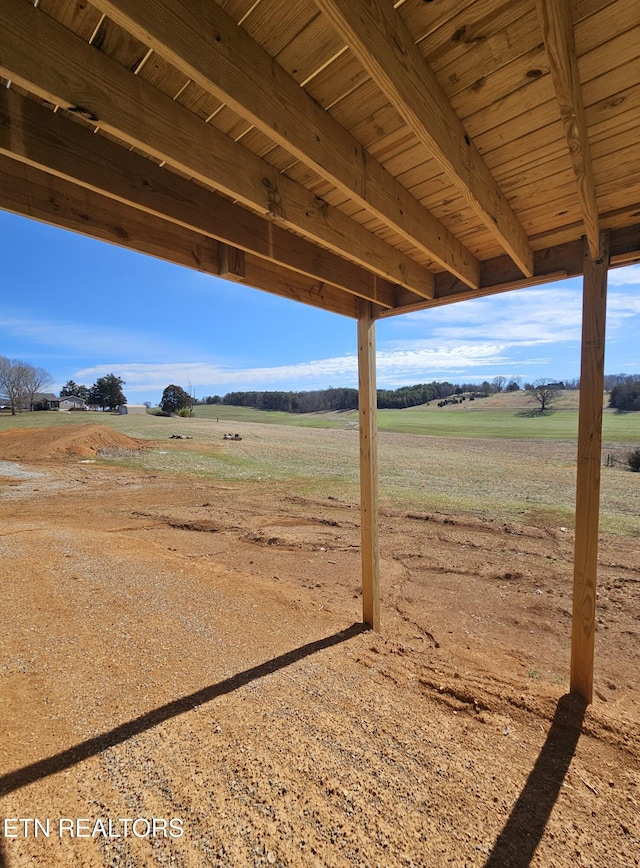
1,210,639,404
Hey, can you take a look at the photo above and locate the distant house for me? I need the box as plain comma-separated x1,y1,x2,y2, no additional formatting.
31,392,59,411
59,395,86,411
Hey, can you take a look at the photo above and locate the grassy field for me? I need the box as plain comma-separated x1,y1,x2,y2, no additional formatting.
1,397,638,535
193,392,639,445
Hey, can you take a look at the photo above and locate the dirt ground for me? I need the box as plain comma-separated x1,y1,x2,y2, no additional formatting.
0,424,638,867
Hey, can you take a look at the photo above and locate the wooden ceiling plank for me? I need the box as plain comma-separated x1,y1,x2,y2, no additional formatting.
88,0,479,287
314,0,534,277
0,0,433,298
0,87,400,309
37,0,104,41
432,7,541,103
273,10,346,86
304,0,526,127
535,0,601,259
239,0,319,58
88,14,149,70
0,154,360,318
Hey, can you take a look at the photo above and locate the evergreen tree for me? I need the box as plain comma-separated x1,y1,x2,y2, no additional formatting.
88,374,126,411
160,384,192,414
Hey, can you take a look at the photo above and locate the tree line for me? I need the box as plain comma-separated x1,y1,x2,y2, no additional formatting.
196,374,640,415
199,378,526,414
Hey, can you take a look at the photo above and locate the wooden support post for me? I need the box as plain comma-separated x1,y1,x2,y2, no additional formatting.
570,232,610,702
358,301,380,631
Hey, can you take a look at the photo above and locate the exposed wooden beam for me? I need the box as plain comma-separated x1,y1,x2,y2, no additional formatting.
357,300,380,631
431,225,640,302
379,223,640,316
535,0,601,260
89,0,480,289
0,87,400,309
379,272,569,318
0,0,433,299
218,244,245,283
0,155,360,318
314,0,534,278
571,233,609,703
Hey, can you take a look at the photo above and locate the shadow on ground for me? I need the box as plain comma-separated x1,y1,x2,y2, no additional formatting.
485,693,587,868
0,622,366,798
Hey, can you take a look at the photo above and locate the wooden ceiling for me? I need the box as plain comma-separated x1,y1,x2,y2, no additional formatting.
0,0,638,318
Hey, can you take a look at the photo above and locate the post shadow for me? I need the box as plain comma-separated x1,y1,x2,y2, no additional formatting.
484,693,587,868
0,622,366,797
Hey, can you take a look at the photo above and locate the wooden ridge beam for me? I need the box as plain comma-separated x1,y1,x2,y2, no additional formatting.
535,0,601,260
0,87,399,309
0,155,360,318
313,0,534,279
89,0,480,289
0,0,433,299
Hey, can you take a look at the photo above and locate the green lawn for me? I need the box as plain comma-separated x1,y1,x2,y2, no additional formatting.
2,392,638,445
193,394,639,445
192,404,349,428
376,406,639,445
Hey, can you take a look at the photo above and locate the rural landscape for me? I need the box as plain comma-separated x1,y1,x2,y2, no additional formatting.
0,392,638,867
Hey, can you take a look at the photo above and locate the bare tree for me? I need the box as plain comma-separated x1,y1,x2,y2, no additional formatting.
0,357,53,414
492,375,507,393
0,357,28,415
23,365,54,410
527,379,561,414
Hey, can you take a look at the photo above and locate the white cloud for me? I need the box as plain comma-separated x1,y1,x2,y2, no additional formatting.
0,314,173,359
608,264,640,287
73,342,518,394
395,286,584,345
73,358,360,393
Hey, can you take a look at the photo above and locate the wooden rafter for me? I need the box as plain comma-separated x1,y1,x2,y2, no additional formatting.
0,0,433,299
0,155,361,318
535,0,601,260
89,0,480,289
0,88,400,310
313,0,535,279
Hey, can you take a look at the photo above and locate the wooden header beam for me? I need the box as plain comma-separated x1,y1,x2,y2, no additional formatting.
376,224,639,317
0,0,433,299
0,87,400,310
314,0,534,278
0,156,361,318
90,0,480,289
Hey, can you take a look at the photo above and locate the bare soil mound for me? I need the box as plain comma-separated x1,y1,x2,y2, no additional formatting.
0,423,148,461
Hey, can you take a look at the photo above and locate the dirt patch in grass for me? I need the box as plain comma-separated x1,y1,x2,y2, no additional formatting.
0,423,638,867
